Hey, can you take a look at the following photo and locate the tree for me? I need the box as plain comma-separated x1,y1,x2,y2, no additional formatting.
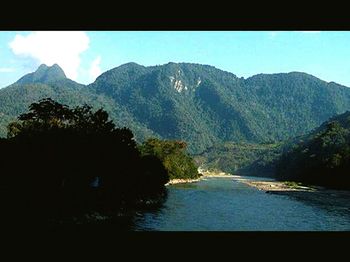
140,138,199,180
1,98,170,227
276,119,350,189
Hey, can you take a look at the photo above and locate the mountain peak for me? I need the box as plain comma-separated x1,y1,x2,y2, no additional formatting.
15,64,67,85
37,64,49,70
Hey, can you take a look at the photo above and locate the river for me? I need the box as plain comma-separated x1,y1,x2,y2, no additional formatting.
132,176,350,231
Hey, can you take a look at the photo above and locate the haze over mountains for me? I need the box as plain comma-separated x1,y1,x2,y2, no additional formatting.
1,62,350,153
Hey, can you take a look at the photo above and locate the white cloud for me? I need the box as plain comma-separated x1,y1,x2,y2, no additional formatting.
9,31,89,80
0,67,15,73
89,56,102,81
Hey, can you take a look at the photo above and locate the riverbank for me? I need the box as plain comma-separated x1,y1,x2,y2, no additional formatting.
200,170,233,178
165,170,233,185
237,176,350,210
239,179,316,192
165,178,202,185
137,173,350,231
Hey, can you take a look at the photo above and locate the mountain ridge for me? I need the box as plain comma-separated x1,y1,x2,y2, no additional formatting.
15,63,67,85
1,62,350,154
5,62,350,88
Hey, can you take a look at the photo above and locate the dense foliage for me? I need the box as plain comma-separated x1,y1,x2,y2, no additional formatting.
2,63,350,154
0,98,169,228
276,111,350,189
140,138,200,180
0,64,157,142
194,142,282,177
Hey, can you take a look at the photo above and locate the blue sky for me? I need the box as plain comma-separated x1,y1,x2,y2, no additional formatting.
1,31,350,88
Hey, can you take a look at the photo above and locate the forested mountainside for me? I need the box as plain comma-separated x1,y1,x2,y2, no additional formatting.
276,111,350,189
1,62,350,154
194,142,282,177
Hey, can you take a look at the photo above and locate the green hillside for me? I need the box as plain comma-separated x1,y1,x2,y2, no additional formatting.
276,111,350,188
1,62,350,155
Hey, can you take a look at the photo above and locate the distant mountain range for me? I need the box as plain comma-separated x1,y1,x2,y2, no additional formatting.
1,62,350,153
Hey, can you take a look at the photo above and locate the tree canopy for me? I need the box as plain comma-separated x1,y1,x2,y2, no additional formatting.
0,98,170,228
140,138,199,180
276,117,350,189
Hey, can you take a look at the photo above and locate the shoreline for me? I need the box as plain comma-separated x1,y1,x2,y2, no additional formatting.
165,171,350,209
200,170,234,178
236,176,350,206
238,177,350,210
165,168,318,192
238,179,316,192
165,170,234,186
165,178,201,186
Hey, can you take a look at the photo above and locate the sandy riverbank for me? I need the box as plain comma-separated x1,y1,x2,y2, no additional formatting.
200,170,234,178
237,177,350,210
166,169,317,192
165,178,201,185
165,170,233,185
239,179,316,192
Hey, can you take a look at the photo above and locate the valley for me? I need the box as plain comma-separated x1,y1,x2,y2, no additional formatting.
1,61,350,230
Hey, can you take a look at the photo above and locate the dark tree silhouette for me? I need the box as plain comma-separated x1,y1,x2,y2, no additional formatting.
0,98,169,229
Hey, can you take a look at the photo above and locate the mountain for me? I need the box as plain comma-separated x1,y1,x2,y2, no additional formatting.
194,142,282,177
0,64,157,141
15,64,67,84
275,111,350,189
306,110,350,138
87,62,350,152
1,62,350,154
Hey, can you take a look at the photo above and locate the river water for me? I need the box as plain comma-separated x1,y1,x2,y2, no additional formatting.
132,176,350,231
